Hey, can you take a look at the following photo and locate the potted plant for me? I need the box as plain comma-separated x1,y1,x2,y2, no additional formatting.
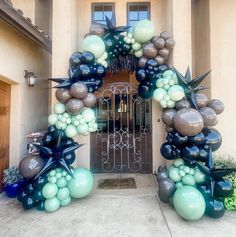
3,167,25,198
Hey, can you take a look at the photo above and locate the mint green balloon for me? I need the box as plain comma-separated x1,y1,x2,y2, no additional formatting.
173,186,205,220
44,197,60,212
182,174,196,186
82,35,105,59
77,123,89,135
48,114,58,125
168,85,185,102
133,20,155,43
65,124,77,138
174,158,184,167
163,70,174,78
49,176,57,184
57,187,70,201
56,121,67,130
42,183,58,199
57,177,67,188
194,169,206,184
82,108,95,122
153,88,167,102
169,168,181,182
67,168,94,198
49,170,56,177
167,100,175,108
176,182,183,188
60,196,71,207
54,103,66,114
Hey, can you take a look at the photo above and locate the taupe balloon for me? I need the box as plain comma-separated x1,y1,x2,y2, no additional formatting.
199,107,218,126
173,108,204,136
162,109,177,126
70,82,88,99
175,99,191,110
138,57,148,68
55,88,71,103
160,31,171,40
89,23,105,37
82,93,97,107
143,42,158,59
158,178,176,203
165,38,176,49
208,99,224,114
19,155,44,179
155,55,165,64
158,48,169,59
66,99,84,115
152,36,165,49
195,93,209,108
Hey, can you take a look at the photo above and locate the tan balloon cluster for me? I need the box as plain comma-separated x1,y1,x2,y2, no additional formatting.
55,82,97,115
138,31,176,67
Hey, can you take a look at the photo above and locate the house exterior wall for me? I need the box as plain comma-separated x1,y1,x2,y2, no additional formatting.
0,18,50,166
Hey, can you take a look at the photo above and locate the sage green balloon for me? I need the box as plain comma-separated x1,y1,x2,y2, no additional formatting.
67,168,94,198
65,124,77,138
48,114,58,125
168,168,181,182
194,169,206,184
173,186,206,220
82,35,105,59
56,187,70,201
133,20,155,43
60,196,72,207
182,175,196,186
77,123,89,135
57,177,67,188
42,183,58,199
153,88,167,102
44,197,60,212
54,103,66,114
82,108,95,122
168,85,185,102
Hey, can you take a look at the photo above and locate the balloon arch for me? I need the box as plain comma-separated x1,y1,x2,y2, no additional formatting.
13,17,236,220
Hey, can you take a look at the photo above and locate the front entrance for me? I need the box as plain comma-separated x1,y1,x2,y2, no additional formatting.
0,80,10,191
91,81,152,173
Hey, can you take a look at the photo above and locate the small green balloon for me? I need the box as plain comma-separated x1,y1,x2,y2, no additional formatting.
163,70,174,77
42,183,58,199
176,182,184,188
54,103,66,114
66,175,72,182
173,186,205,221
55,172,62,179
57,187,70,201
60,196,72,207
77,123,89,135
194,169,206,184
174,158,184,167
153,88,167,102
133,20,155,43
56,121,67,130
182,174,196,186
168,168,181,182
49,170,56,177
62,170,67,177
57,177,67,188
168,85,185,102
65,125,77,138
44,197,60,213
49,176,57,184
67,168,94,198
48,114,58,125
82,108,95,123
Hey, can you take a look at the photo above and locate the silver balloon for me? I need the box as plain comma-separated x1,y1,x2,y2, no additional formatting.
160,31,171,40
158,178,176,203
199,107,218,126
208,99,224,114
158,48,169,59
165,38,175,49
195,93,208,108
175,99,191,110
162,109,177,126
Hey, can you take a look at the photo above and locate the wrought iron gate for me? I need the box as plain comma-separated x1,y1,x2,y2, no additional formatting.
90,83,152,173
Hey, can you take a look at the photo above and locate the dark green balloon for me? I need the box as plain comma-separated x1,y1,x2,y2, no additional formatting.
33,175,48,189
22,196,36,210
214,179,234,198
25,183,35,194
36,200,45,211
205,198,225,218
17,190,28,203
33,190,45,202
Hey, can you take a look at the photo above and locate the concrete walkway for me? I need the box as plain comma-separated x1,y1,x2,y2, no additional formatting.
0,174,236,237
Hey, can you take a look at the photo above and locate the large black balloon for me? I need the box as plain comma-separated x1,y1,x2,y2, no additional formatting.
69,52,82,69
135,69,147,83
81,51,95,64
202,128,222,152
92,64,106,79
182,143,200,160
160,142,177,160
189,132,205,145
172,132,188,145
138,82,153,99
145,59,159,77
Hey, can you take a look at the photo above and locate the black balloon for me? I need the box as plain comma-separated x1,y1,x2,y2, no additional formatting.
81,51,95,64
202,128,222,152
92,64,106,79
69,52,82,69
156,166,169,181
182,143,200,160
172,132,188,145
160,142,177,160
135,69,147,83
158,178,176,203
189,132,205,145
214,178,234,198
22,196,36,210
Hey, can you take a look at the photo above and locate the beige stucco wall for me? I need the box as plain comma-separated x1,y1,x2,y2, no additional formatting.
0,19,50,166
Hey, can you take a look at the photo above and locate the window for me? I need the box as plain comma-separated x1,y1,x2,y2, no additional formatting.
127,3,150,27
91,3,115,24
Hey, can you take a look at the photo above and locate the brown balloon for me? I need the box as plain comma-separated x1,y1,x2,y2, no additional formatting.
158,48,169,59
165,38,176,49
66,99,84,115
155,55,165,65
208,99,224,114
70,82,88,99
175,99,191,110
195,93,208,108
19,155,44,179
138,57,148,68
89,23,105,37
152,36,165,49
173,108,204,136
143,42,158,59
160,31,171,40
199,107,218,127
82,93,97,107
55,88,71,103
162,109,177,126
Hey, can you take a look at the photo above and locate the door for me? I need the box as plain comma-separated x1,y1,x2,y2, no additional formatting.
91,82,152,173
0,80,10,191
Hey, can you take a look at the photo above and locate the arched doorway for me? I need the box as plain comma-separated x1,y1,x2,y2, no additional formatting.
90,73,152,173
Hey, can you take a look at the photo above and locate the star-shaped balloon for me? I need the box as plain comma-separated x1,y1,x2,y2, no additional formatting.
34,130,83,179
174,67,210,110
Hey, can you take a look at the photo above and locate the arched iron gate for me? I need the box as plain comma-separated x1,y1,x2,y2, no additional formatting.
90,83,152,173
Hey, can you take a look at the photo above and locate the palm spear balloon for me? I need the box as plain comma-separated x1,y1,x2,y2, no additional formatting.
174,67,210,110
34,130,83,179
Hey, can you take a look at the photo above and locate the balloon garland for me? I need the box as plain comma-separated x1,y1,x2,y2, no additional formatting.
10,16,234,218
